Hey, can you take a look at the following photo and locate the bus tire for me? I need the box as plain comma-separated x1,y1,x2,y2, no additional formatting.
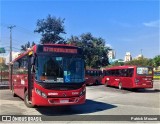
105,81,108,87
95,80,99,85
118,82,122,90
24,91,34,108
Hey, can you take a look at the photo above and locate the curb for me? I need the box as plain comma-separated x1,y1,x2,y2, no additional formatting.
0,85,9,90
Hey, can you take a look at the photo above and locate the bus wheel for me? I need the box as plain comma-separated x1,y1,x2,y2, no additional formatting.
95,80,99,85
24,91,34,108
105,81,108,87
118,82,122,90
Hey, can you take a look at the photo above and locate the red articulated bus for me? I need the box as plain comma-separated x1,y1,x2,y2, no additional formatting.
85,69,102,85
9,44,86,107
102,66,153,90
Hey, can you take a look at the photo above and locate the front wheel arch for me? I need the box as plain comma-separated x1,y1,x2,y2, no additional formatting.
105,80,108,87
24,91,34,108
118,82,123,90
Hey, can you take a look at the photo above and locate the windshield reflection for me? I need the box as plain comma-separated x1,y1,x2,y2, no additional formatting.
36,56,84,83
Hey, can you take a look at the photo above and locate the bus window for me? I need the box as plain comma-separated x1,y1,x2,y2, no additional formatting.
137,67,153,76
127,69,134,77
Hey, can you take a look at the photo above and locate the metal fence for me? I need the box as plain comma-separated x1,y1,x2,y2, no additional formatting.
0,70,9,83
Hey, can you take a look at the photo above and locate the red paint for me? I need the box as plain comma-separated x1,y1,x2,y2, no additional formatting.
102,66,153,89
85,69,103,85
9,44,86,106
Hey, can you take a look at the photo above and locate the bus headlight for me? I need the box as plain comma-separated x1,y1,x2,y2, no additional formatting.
79,88,86,96
35,88,41,96
35,88,47,98
41,92,47,98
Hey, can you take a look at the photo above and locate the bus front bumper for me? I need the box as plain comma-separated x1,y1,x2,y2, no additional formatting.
32,91,86,106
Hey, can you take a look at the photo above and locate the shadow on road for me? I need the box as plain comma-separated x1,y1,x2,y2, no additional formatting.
131,88,160,93
35,99,117,116
105,86,160,93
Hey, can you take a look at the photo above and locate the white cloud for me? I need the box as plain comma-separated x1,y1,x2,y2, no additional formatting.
5,51,20,64
143,20,160,28
105,43,112,48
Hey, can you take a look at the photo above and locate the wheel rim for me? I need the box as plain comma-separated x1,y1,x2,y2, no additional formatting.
119,83,122,89
105,81,108,86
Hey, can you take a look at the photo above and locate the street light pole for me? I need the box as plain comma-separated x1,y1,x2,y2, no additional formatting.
8,25,15,90
8,25,16,62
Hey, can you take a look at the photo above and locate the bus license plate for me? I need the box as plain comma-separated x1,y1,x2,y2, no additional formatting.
60,100,69,103
142,84,146,86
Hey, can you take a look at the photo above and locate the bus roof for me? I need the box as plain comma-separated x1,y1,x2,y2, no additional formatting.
104,65,153,70
11,44,79,63
104,65,137,70
86,69,102,71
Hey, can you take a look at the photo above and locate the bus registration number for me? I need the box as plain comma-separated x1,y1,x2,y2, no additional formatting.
60,100,69,103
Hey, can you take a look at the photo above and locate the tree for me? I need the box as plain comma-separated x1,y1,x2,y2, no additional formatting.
34,14,66,44
125,57,152,66
0,63,8,71
152,55,160,67
21,41,35,51
111,61,124,66
67,33,110,68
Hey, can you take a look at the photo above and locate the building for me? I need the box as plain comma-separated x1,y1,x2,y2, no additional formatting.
108,50,116,60
0,57,6,64
108,50,116,64
124,52,132,62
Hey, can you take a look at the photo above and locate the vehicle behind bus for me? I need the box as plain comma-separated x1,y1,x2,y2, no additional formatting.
85,69,102,85
10,44,86,107
102,66,153,89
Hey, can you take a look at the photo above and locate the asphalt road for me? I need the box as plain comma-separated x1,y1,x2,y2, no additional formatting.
0,81,159,121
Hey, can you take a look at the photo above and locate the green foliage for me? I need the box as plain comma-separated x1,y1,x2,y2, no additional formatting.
125,57,153,67
68,33,110,68
21,41,35,51
0,63,8,71
111,61,124,66
34,14,66,44
152,55,160,67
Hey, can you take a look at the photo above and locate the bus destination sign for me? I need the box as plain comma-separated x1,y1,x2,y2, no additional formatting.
43,47,77,54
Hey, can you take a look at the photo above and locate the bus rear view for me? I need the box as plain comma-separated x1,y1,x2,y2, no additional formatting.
102,66,153,90
134,66,153,89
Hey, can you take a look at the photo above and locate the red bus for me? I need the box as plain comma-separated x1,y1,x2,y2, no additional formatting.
102,66,153,89
85,69,102,85
9,44,86,107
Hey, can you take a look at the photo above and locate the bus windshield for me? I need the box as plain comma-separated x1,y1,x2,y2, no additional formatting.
137,67,153,76
35,56,84,83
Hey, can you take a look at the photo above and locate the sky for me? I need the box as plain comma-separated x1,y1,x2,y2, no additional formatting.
0,0,159,60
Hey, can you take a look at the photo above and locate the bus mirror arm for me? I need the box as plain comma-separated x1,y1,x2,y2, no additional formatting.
31,65,35,73
31,56,35,65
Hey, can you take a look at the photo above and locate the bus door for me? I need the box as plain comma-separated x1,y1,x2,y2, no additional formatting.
12,61,22,96
121,68,134,88
109,70,119,86
113,70,121,87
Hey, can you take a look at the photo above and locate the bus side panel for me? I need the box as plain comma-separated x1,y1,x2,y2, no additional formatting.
101,76,107,85
12,74,21,97
113,76,118,87
19,74,28,99
120,77,133,88
12,74,27,99
85,75,95,85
